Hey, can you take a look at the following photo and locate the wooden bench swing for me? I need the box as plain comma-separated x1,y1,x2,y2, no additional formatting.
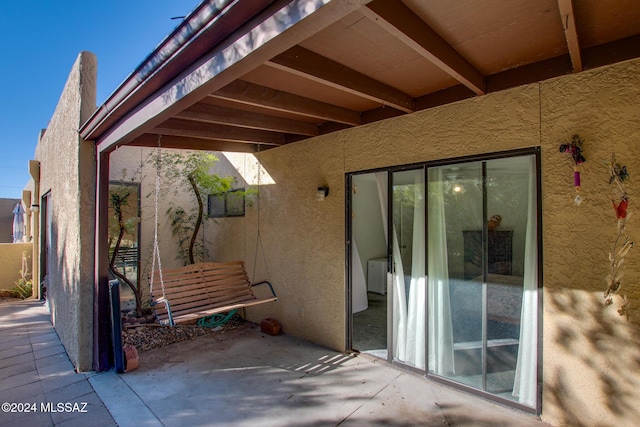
147,136,276,327
149,261,277,326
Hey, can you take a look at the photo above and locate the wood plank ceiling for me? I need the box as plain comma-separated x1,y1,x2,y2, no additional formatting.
128,0,640,152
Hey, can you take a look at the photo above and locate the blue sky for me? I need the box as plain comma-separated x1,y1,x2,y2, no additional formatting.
0,0,202,200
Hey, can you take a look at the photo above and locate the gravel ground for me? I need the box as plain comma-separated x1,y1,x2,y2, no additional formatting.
0,295,249,354
121,314,248,352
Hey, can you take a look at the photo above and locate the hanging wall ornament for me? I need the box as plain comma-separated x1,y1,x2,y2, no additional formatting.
606,153,632,233
603,152,633,317
559,134,586,205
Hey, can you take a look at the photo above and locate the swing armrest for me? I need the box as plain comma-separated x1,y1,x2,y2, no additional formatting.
251,280,277,298
151,298,175,326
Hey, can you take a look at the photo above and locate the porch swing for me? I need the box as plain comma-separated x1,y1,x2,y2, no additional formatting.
148,137,277,326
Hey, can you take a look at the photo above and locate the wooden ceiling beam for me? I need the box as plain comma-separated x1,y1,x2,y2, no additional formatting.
211,80,361,126
558,0,583,72
175,103,319,136
151,118,285,145
94,0,369,152
361,0,486,95
129,134,259,153
266,45,414,113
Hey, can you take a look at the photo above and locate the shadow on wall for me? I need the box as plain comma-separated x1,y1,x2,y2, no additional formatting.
546,290,640,426
0,243,33,290
46,216,92,369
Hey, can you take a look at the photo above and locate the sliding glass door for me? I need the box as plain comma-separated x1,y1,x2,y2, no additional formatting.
427,154,539,409
348,150,539,410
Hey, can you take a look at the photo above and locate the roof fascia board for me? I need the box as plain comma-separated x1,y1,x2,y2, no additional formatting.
96,0,371,154
81,0,240,140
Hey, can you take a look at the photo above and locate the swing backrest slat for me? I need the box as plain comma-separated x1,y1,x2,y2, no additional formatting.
149,261,277,325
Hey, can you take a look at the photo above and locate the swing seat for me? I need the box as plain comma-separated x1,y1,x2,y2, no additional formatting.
150,261,277,326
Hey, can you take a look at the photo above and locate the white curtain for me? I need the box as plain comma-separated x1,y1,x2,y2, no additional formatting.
351,240,368,314
375,174,407,360
427,168,455,375
403,171,426,369
376,172,417,365
512,156,538,407
376,169,452,372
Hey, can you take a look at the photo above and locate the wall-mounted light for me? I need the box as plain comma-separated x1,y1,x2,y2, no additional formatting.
31,204,39,213
316,186,329,201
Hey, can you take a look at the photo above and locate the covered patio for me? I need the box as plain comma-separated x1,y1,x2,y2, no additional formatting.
26,1,640,425
80,0,640,371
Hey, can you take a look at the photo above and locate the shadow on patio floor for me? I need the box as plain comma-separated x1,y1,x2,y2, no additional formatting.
90,321,548,427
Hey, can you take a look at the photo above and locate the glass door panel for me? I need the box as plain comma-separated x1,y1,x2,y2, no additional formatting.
429,163,483,385
427,154,538,409
391,169,426,369
485,157,529,394
350,172,388,359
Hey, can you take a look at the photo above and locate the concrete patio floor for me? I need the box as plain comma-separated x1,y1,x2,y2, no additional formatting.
1,300,550,426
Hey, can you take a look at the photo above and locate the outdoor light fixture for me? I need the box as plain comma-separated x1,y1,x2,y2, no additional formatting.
316,186,329,201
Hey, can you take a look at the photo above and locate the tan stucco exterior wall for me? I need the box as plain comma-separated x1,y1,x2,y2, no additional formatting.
539,61,640,426
238,81,540,352
109,147,254,307
0,243,33,290
200,59,640,426
31,51,97,371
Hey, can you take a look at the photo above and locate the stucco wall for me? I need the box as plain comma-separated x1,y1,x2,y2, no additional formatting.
33,51,97,371
0,243,33,290
202,59,640,426
242,138,347,348
539,61,640,426
109,147,252,306
236,82,540,353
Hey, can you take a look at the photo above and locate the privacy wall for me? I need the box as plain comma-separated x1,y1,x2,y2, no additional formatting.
30,52,97,371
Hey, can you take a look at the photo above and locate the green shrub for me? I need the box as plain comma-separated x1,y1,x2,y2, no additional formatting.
8,278,32,299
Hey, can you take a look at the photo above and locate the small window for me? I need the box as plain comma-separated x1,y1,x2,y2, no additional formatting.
208,189,245,218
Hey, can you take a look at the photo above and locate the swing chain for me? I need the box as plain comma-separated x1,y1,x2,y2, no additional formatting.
149,135,167,301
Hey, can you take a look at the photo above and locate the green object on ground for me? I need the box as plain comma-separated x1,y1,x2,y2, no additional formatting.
197,309,238,328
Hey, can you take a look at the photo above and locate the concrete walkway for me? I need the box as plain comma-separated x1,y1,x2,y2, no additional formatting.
1,300,550,426
0,300,115,426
